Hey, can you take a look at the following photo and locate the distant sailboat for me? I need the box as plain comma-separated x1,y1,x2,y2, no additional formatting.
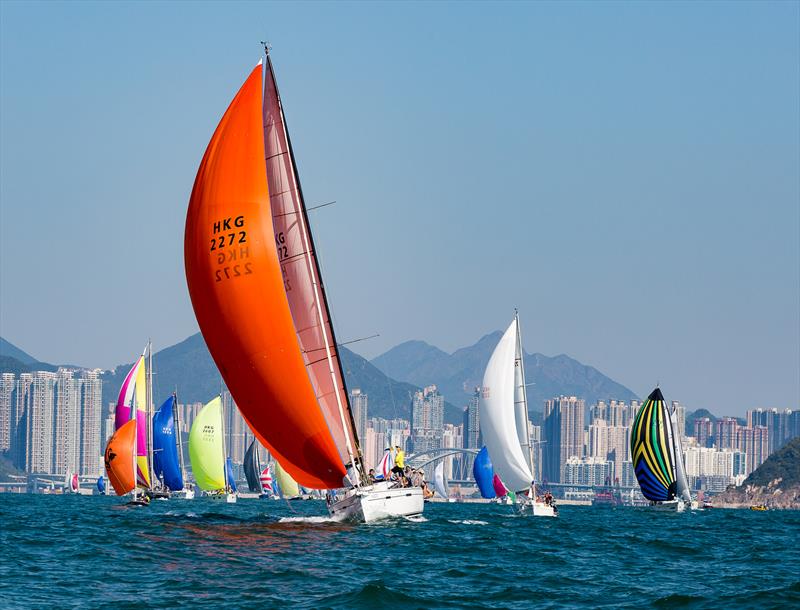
243,438,264,494
153,394,194,499
480,313,556,516
188,397,237,503
630,387,696,511
96,475,106,495
113,346,151,492
259,466,274,498
183,49,422,522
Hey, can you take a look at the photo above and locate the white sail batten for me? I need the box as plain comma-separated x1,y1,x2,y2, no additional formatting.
479,319,534,492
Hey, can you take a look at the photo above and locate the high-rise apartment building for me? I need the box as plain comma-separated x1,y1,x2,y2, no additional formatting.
412,385,443,453
543,395,585,483
25,371,57,473
13,374,32,469
0,373,14,452
747,408,798,453
736,425,769,476
462,388,480,449
79,370,104,476
715,417,739,451
350,388,368,446
53,369,82,476
694,417,714,448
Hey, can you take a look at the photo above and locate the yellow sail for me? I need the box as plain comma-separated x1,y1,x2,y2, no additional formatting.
275,461,300,498
135,357,150,488
188,397,226,491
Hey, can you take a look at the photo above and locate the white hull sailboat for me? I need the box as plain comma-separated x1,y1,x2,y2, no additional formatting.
631,388,697,512
480,312,557,518
184,47,424,524
327,481,424,523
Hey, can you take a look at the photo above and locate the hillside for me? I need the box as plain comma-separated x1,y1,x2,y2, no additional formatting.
0,338,37,364
99,333,461,423
371,332,639,414
715,437,800,509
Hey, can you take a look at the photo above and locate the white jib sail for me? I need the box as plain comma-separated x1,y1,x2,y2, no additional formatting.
434,461,448,499
670,408,693,503
479,319,534,492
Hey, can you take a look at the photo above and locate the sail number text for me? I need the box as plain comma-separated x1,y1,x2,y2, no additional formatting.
210,215,252,282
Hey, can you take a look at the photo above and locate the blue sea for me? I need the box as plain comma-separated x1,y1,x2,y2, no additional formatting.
0,494,798,608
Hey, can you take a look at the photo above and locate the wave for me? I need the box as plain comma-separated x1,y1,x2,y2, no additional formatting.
448,519,488,525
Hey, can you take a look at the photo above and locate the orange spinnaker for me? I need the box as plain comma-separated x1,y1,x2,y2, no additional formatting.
104,419,136,496
184,64,346,489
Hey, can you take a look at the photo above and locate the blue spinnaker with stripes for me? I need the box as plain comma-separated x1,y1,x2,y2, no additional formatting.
153,395,184,491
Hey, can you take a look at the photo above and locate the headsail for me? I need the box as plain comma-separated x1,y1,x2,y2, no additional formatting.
375,449,393,481
274,461,300,498
243,439,262,493
472,446,496,499
434,462,449,499
260,466,273,494
493,474,508,498
184,62,348,489
630,388,678,502
188,397,226,492
479,319,534,492
670,405,693,503
104,419,137,496
152,395,184,491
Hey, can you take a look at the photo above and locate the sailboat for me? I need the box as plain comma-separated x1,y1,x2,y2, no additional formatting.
188,397,237,503
480,313,556,517
96,475,106,495
259,466,274,498
153,394,194,499
183,48,423,523
630,387,696,511
243,438,265,496
105,346,152,506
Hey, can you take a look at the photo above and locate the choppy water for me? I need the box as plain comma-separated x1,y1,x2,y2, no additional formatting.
1,495,798,608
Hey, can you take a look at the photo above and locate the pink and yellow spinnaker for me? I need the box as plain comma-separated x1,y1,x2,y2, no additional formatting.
114,351,150,488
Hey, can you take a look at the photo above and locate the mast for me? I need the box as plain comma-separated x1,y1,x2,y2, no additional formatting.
514,311,535,497
174,390,187,490
263,47,363,484
131,382,138,501
146,340,155,490
219,393,227,492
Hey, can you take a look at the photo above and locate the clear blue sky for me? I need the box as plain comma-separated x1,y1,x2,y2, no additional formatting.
1,1,797,416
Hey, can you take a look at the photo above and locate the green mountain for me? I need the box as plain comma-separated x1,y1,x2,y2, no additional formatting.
744,436,800,489
371,332,639,415
99,332,462,423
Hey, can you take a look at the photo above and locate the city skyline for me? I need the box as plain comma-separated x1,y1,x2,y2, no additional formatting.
1,2,798,421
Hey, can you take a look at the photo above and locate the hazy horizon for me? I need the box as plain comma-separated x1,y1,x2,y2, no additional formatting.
1,1,798,417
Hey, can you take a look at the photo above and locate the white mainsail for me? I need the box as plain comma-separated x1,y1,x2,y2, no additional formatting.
479,319,534,492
